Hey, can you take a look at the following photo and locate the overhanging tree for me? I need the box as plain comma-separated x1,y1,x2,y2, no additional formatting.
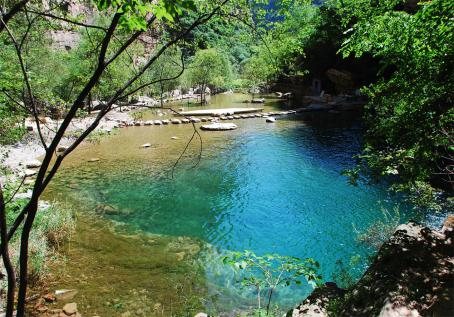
0,0,235,316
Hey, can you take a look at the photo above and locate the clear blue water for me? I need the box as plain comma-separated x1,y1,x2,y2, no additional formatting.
45,95,427,312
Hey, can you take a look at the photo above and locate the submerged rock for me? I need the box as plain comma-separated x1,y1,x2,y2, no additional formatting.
54,288,76,302
266,117,276,123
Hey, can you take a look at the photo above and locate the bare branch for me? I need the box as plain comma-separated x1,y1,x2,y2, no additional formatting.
23,9,108,31
4,176,26,205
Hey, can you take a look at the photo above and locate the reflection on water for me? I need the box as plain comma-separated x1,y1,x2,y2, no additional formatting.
44,94,420,315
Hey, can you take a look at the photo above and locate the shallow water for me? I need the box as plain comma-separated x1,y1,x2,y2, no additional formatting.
43,94,429,315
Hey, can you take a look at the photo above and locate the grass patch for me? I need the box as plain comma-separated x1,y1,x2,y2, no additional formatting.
2,184,75,286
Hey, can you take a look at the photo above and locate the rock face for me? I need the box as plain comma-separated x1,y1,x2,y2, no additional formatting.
289,283,346,317
291,218,454,317
325,69,355,94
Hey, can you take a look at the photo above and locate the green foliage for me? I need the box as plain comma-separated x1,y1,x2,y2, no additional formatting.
141,47,183,103
354,206,401,249
168,7,255,68
0,16,66,142
239,0,319,85
130,110,146,121
223,250,322,313
331,255,361,289
0,107,26,145
338,0,454,204
58,21,144,104
94,0,196,29
187,48,233,90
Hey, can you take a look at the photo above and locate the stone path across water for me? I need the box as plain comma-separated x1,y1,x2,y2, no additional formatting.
116,110,297,128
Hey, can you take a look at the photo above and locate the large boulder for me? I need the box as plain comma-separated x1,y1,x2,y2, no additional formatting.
325,69,355,94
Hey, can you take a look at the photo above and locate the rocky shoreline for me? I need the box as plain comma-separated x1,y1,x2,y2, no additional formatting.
289,216,454,317
0,108,133,174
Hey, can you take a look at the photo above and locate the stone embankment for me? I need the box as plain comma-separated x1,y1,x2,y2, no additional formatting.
289,216,454,317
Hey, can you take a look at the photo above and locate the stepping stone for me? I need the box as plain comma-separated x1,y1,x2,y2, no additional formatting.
200,123,238,131
154,120,163,125
25,159,41,168
25,169,37,177
141,143,151,148
266,117,276,123
171,119,182,124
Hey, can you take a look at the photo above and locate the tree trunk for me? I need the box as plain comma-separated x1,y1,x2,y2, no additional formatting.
15,199,38,317
0,185,16,317
88,92,92,114
266,287,274,315
160,81,164,108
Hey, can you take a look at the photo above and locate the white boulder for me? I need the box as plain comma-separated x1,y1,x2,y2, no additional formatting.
200,123,238,131
25,159,41,168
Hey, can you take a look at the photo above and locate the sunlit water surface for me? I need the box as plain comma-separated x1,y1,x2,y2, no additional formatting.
43,94,439,316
